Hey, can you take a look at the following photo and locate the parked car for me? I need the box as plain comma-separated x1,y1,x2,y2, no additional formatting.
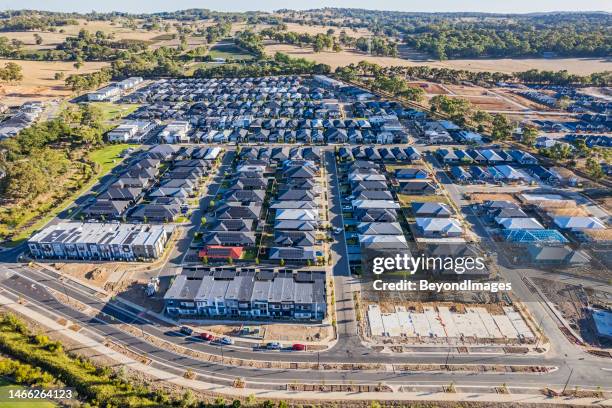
200,332,214,341
179,326,193,336
292,343,306,351
219,337,234,345
266,342,281,350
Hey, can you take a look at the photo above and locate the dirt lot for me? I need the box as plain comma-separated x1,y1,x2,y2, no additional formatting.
47,261,154,291
406,81,448,95
531,277,607,348
264,42,612,74
462,95,523,111
467,193,518,204
494,89,552,111
0,59,109,106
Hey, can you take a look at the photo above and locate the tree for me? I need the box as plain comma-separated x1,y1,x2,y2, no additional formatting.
33,33,43,45
586,157,604,180
556,95,572,109
200,216,207,226
491,114,512,140
521,125,538,147
54,72,65,80
0,62,23,82
472,110,493,125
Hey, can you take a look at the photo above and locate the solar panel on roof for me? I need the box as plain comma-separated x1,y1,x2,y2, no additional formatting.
502,229,568,243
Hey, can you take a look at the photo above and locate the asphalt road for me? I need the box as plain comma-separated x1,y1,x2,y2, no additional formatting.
1,264,611,390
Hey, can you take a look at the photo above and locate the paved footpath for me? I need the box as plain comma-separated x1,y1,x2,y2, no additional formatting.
0,293,609,406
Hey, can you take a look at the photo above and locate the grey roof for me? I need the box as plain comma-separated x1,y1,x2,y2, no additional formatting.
130,204,180,221
98,187,142,201
207,219,254,232
277,189,315,201
224,189,265,203
274,220,317,231
203,231,256,246
411,202,452,217
354,208,398,222
270,201,316,210
274,230,316,247
83,200,130,217
354,190,393,201
29,222,172,249
269,247,316,261
357,222,403,235
164,275,202,300
216,203,262,220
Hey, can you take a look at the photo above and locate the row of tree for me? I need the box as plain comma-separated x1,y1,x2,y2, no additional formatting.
233,30,265,59
404,23,611,60
193,52,331,78
335,61,610,88
259,29,340,53
0,14,78,31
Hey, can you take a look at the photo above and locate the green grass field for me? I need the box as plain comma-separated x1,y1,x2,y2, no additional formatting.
88,102,140,123
88,143,133,174
208,41,254,60
0,379,57,408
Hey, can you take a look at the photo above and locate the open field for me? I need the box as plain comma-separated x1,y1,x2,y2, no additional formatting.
263,42,612,75
208,40,254,60
88,143,133,175
88,102,141,123
0,59,109,106
0,19,179,50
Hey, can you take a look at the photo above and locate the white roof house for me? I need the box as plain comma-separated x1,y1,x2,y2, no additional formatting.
481,150,504,162
496,217,544,230
415,218,462,237
553,216,606,231
275,209,318,221
352,200,400,210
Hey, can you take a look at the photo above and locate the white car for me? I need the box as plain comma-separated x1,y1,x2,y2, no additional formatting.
219,337,234,345
333,227,343,235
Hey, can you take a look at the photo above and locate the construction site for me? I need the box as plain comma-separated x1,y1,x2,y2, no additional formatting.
364,302,537,346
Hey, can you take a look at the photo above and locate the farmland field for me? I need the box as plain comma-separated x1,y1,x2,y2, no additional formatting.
263,42,612,75
0,59,109,106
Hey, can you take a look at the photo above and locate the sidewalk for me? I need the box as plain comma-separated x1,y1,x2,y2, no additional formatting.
0,293,607,406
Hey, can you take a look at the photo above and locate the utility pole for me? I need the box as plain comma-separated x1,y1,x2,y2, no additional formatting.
562,368,574,395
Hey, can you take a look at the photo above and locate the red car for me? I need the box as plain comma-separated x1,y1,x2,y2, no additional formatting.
292,343,306,351
200,333,214,341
